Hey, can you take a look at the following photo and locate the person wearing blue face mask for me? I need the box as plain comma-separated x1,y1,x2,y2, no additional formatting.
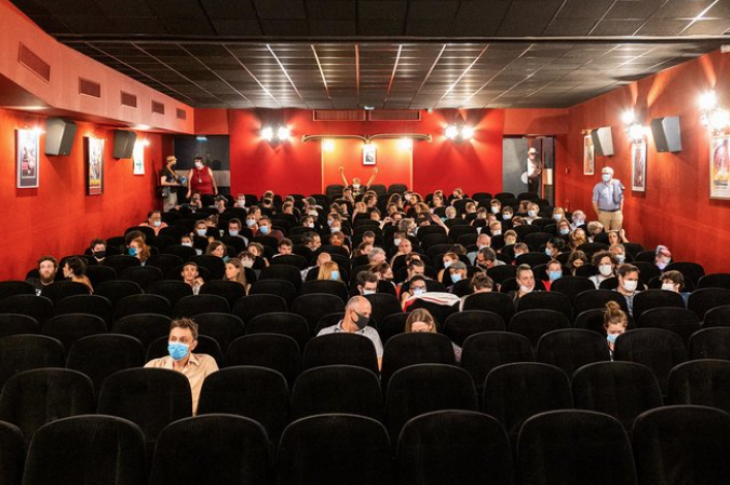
542,259,563,291
603,301,628,360
145,319,218,415
447,260,468,292
317,261,343,283
592,166,625,231
401,275,428,310
545,237,566,259
140,210,168,236
557,220,572,237
255,216,284,241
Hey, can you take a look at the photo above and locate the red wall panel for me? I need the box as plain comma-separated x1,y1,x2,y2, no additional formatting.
0,107,161,280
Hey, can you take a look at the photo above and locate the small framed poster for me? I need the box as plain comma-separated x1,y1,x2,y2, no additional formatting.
583,135,594,175
710,135,730,200
363,144,376,165
133,141,145,175
87,137,104,195
631,140,646,192
16,129,39,188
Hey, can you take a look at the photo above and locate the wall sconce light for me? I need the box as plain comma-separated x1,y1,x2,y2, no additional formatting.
699,91,730,134
322,139,335,152
444,124,474,142
398,138,413,150
622,110,646,143
261,125,290,143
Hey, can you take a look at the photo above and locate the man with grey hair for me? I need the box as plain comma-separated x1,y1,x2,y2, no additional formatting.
316,296,383,369
592,166,624,231
368,247,387,266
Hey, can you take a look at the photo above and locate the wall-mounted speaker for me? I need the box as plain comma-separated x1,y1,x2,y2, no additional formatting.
591,127,614,157
113,130,137,159
650,116,682,153
44,118,77,156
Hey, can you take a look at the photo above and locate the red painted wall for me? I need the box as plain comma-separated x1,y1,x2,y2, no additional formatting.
0,107,162,280
557,49,730,273
228,108,507,196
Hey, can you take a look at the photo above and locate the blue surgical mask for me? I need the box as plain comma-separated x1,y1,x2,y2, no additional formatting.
196,229,206,237
503,214,512,220
247,219,258,228
559,228,570,236
222,256,230,263
168,342,189,361
528,210,537,218
545,248,553,256
260,226,270,235
229,229,239,237
616,254,625,264
153,220,162,227
606,334,618,344
128,247,137,256
443,260,453,269
548,270,562,282
656,261,668,270
413,288,425,296
553,214,562,221
451,273,462,283
330,271,340,281
330,226,340,233
362,289,376,296
602,174,611,183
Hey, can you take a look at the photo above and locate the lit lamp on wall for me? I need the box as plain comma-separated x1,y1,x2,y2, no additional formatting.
444,124,474,143
621,110,646,143
699,91,730,135
261,124,291,143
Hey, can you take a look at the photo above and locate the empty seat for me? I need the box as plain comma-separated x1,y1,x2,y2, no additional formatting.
259,265,303,293
225,334,301,386
97,368,193,451
197,366,289,443
300,280,349,302
0,295,53,325
0,420,23,485
22,415,146,485
509,309,571,348
146,280,194,308
103,254,142,274
461,331,534,393
572,361,663,430
398,410,514,485
613,328,687,393
119,265,164,290
277,414,393,485
378,313,409,344
668,360,730,413
246,312,310,351
112,314,172,348
549,276,596,304
573,308,610,335
443,310,506,346
54,294,113,324
632,290,686,321
291,365,382,421
248,280,298,306
574,289,629,315
39,281,90,304
0,281,35,301
0,335,65,389
66,334,146,398
536,329,610,377
689,327,730,360
41,313,107,350
113,294,172,322
381,333,456,386
0,368,94,445
633,405,730,485
638,308,701,345
0,313,39,338
149,415,270,485
703,305,730,327
688,288,730,320
198,280,246,307
233,295,288,324
517,410,638,485
292,294,346,335
385,364,478,439
173,294,230,318
516,291,572,321
364,293,403,325
483,362,572,443
95,280,143,309
698,273,730,290
191,312,245,352
302,333,379,374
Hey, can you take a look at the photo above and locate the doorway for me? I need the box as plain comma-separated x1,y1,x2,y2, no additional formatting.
502,136,555,205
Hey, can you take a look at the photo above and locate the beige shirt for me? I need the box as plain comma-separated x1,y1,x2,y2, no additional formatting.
144,352,218,415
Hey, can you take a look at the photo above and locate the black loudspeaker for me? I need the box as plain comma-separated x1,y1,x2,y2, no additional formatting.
113,130,137,159
650,117,682,153
44,118,77,156
591,127,614,157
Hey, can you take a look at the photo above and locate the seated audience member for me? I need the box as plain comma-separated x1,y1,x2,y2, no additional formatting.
300,215,317,230
401,275,428,310
661,270,689,306
89,239,107,263
525,202,540,223
247,243,269,267
239,251,258,271
145,318,218,415
180,192,203,213
140,210,168,236
317,296,383,368
400,259,426,287
368,247,387,267
227,219,249,245
405,308,461,363
255,217,284,241
503,230,518,247
233,194,247,209
556,219,572,237
26,255,58,294
467,234,491,264
570,228,587,250
438,252,461,283
609,243,627,265
361,230,376,246
545,237,566,258
356,271,379,296
655,245,672,270
274,238,293,257
193,220,209,239
552,207,567,223
489,199,502,215
206,241,229,262
571,210,586,228
590,251,617,289
354,242,373,259
542,259,563,291
488,221,502,236
302,231,322,252
213,195,228,214
204,215,219,229
567,250,588,276
586,221,604,243
224,257,249,294
604,301,628,360
318,261,342,282
329,231,351,254
509,264,536,301
501,206,514,221
371,262,394,284
513,243,529,259
459,273,494,310
446,261,468,290
181,262,204,295
181,235,202,255
63,256,93,293
615,264,641,317
391,237,414,266
245,213,259,232
608,229,629,245
128,237,151,265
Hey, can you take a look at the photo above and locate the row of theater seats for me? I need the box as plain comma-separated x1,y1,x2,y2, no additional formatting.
2,365,730,485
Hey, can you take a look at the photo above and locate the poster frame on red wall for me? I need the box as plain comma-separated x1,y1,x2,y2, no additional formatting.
16,128,39,189
86,137,104,195
710,135,730,200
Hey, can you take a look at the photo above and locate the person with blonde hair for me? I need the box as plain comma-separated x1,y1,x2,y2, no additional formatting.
604,301,628,359
224,257,249,294
317,261,342,282
405,308,461,362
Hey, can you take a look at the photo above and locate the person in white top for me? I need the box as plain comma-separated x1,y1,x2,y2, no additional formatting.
589,251,617,289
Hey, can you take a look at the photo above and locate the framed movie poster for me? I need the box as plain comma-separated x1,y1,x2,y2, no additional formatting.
363,144,376,165
16,129,39,188
87,137,104,195
631,140,647,192
710,135,730,200
583,135,595,175
133,141,145,175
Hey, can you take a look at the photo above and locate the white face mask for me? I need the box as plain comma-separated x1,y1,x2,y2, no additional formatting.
622,280,638,292
662,283,676,292
492,230,501,236
519,285,533,294
393,238,402,247
195,162,204,169
237,198,245,206
599,264,613,276
242,259,254,268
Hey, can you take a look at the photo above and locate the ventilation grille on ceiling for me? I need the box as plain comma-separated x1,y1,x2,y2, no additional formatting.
120,91,137,108
313,110,366,121
79,78,101,98
152,100,165,115
176,108,187,120
18,44,50,82
368,110,421,121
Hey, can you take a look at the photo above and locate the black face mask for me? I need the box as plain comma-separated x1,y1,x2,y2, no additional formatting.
94,251,106,259
352,311,370,330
